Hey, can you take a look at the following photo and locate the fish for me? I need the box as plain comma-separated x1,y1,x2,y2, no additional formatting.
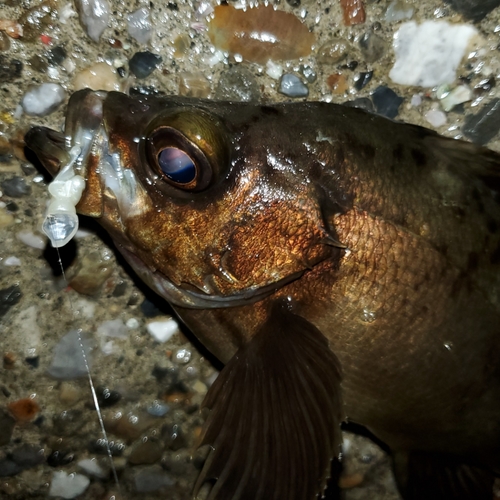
25,88,500,500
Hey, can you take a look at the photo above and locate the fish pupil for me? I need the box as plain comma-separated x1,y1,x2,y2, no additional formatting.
158,147,196,184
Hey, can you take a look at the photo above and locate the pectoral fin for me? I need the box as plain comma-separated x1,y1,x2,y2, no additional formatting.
393,451,496,500
193,303,344,500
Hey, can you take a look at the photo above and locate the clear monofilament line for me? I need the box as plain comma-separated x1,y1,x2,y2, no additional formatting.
53,239,121,494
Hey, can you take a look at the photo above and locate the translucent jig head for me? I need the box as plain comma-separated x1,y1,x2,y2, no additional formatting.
42,146,86,248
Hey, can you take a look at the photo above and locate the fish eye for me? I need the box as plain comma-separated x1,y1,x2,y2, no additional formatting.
146,109,231,193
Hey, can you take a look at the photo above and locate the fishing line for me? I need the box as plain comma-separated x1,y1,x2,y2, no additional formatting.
51,218,122,494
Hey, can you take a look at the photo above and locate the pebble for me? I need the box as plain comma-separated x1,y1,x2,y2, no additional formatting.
129,51,162,79
47,46,67,66
7,397,40,422
128,439,163,465
133,465,175,493
266,60,283,80
18,2,55,42
384,0,414,22
359,32,386,63
440,85,472,112
58,382,81,406
2,256,19,266
446,0,500,21
96,387,122,407
75,0,110,42
47,450,75,467
0,284,22,319
0,32,10,52
11,444,45,468
208,5,315,64
215,66,260,102
147,318,179,343
354,71,373,91
146,400,170,417
16,230,46,250
299,64,317,83
371,86,403,118
22,83,66,116
389,21,477,87
77,458,107,478
173,348,192,365
178,72,211,98
327,74,348,94
47,330,93,379
0,458,21,477
279,73,309,97
140,298,162,317
1,176,31,197
0,408,16,446
340,0,366,25
463,98,500,145
127,7,152,45
0,208,14,228
425,109,447,127
73,62,121,91
316,38,350,64
49,471,90,499
0,55,22,82
97,319,127,339
68,250,113,295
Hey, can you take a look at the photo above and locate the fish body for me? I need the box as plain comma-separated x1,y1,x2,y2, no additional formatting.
26,89,500,499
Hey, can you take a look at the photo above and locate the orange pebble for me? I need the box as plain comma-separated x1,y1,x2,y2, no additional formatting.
208,5,315,64
327,73,348,94
7,397,40,422
340,0,366,25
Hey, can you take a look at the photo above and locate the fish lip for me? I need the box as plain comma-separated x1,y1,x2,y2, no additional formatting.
118,245,301,309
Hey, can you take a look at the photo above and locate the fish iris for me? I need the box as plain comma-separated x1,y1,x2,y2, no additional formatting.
158,147,196,184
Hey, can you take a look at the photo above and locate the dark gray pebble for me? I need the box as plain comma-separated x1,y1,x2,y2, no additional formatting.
0,409,16,446
133,465,175,493
354,71,373,91
140,298,162,317
0,55,22,83
444,0,500,21
47,46,67,66
47,330,93,380
463,98,500,145
96,387,122,407
278,74,309,98
11,444,45,468
0,459,22,477
215,66,260,102
47,450,75,467
359,32,387,63
371,86,404,119
1,176,32,198
129,51,162,79
0,284,22,319
344,97,375,113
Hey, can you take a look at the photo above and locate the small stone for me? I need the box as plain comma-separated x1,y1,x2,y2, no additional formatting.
7,397,40,422
140,298,162,318
97,319,127,339
88,439,125,456
47,450,75,467
279,74,308,98
359,32,387,63
340,0,366,25
16,230,46,249
327,74,349,94
75,0,110,42
73,62,121,92
146,400,170,417
0,32,10,52
215,66,260,102
286,0,300,6
389,21,477,87
163,423,188,451
266,60,283,80
128,440,163,465
445,0,500,21
0,408,15,446
316,38,350,64
425,109,447,127
25,355,39,369
129,51,162,79
77,458,107,479
0,208,15,228
11,444,44,468
29,54,48,73
127,7,152,45
463,98,500,145
0,459,21,477
68,251,113,295
0,55,22,82
371,86,403,119
59,382,81,406
18,2,55,42
133,465,174,493
173,34,190,57
0,285,21,318
299,64,317,83
96,387,122,408
47,46,67,66
1,176,31,197
440,85,472,112
22,83,66,116
384,0,414,22
147,318,179,343
49,470,90,499
173,348,192,365
353,71,373,91
178,72,211,98
47,330,93,379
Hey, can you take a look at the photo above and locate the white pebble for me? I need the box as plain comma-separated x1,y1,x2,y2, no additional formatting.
75,0,110,42
127,7,153,44
147,318,179,343
266,60,283,80
126,317,140,329
77,458,107,478
16,230,46,249
3,256,21,266
389,21,477,87
425,109,447,127
49,471,90,499
97,319,127,338
410,94,422,107
440,85,472,112
22,83,66,116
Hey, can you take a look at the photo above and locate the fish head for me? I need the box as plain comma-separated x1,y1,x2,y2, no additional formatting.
25,89,337,309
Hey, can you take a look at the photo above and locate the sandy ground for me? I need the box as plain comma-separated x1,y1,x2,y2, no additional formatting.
1,0,500,498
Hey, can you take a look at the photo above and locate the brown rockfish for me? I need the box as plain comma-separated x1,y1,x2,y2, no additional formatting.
25,89,500,500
